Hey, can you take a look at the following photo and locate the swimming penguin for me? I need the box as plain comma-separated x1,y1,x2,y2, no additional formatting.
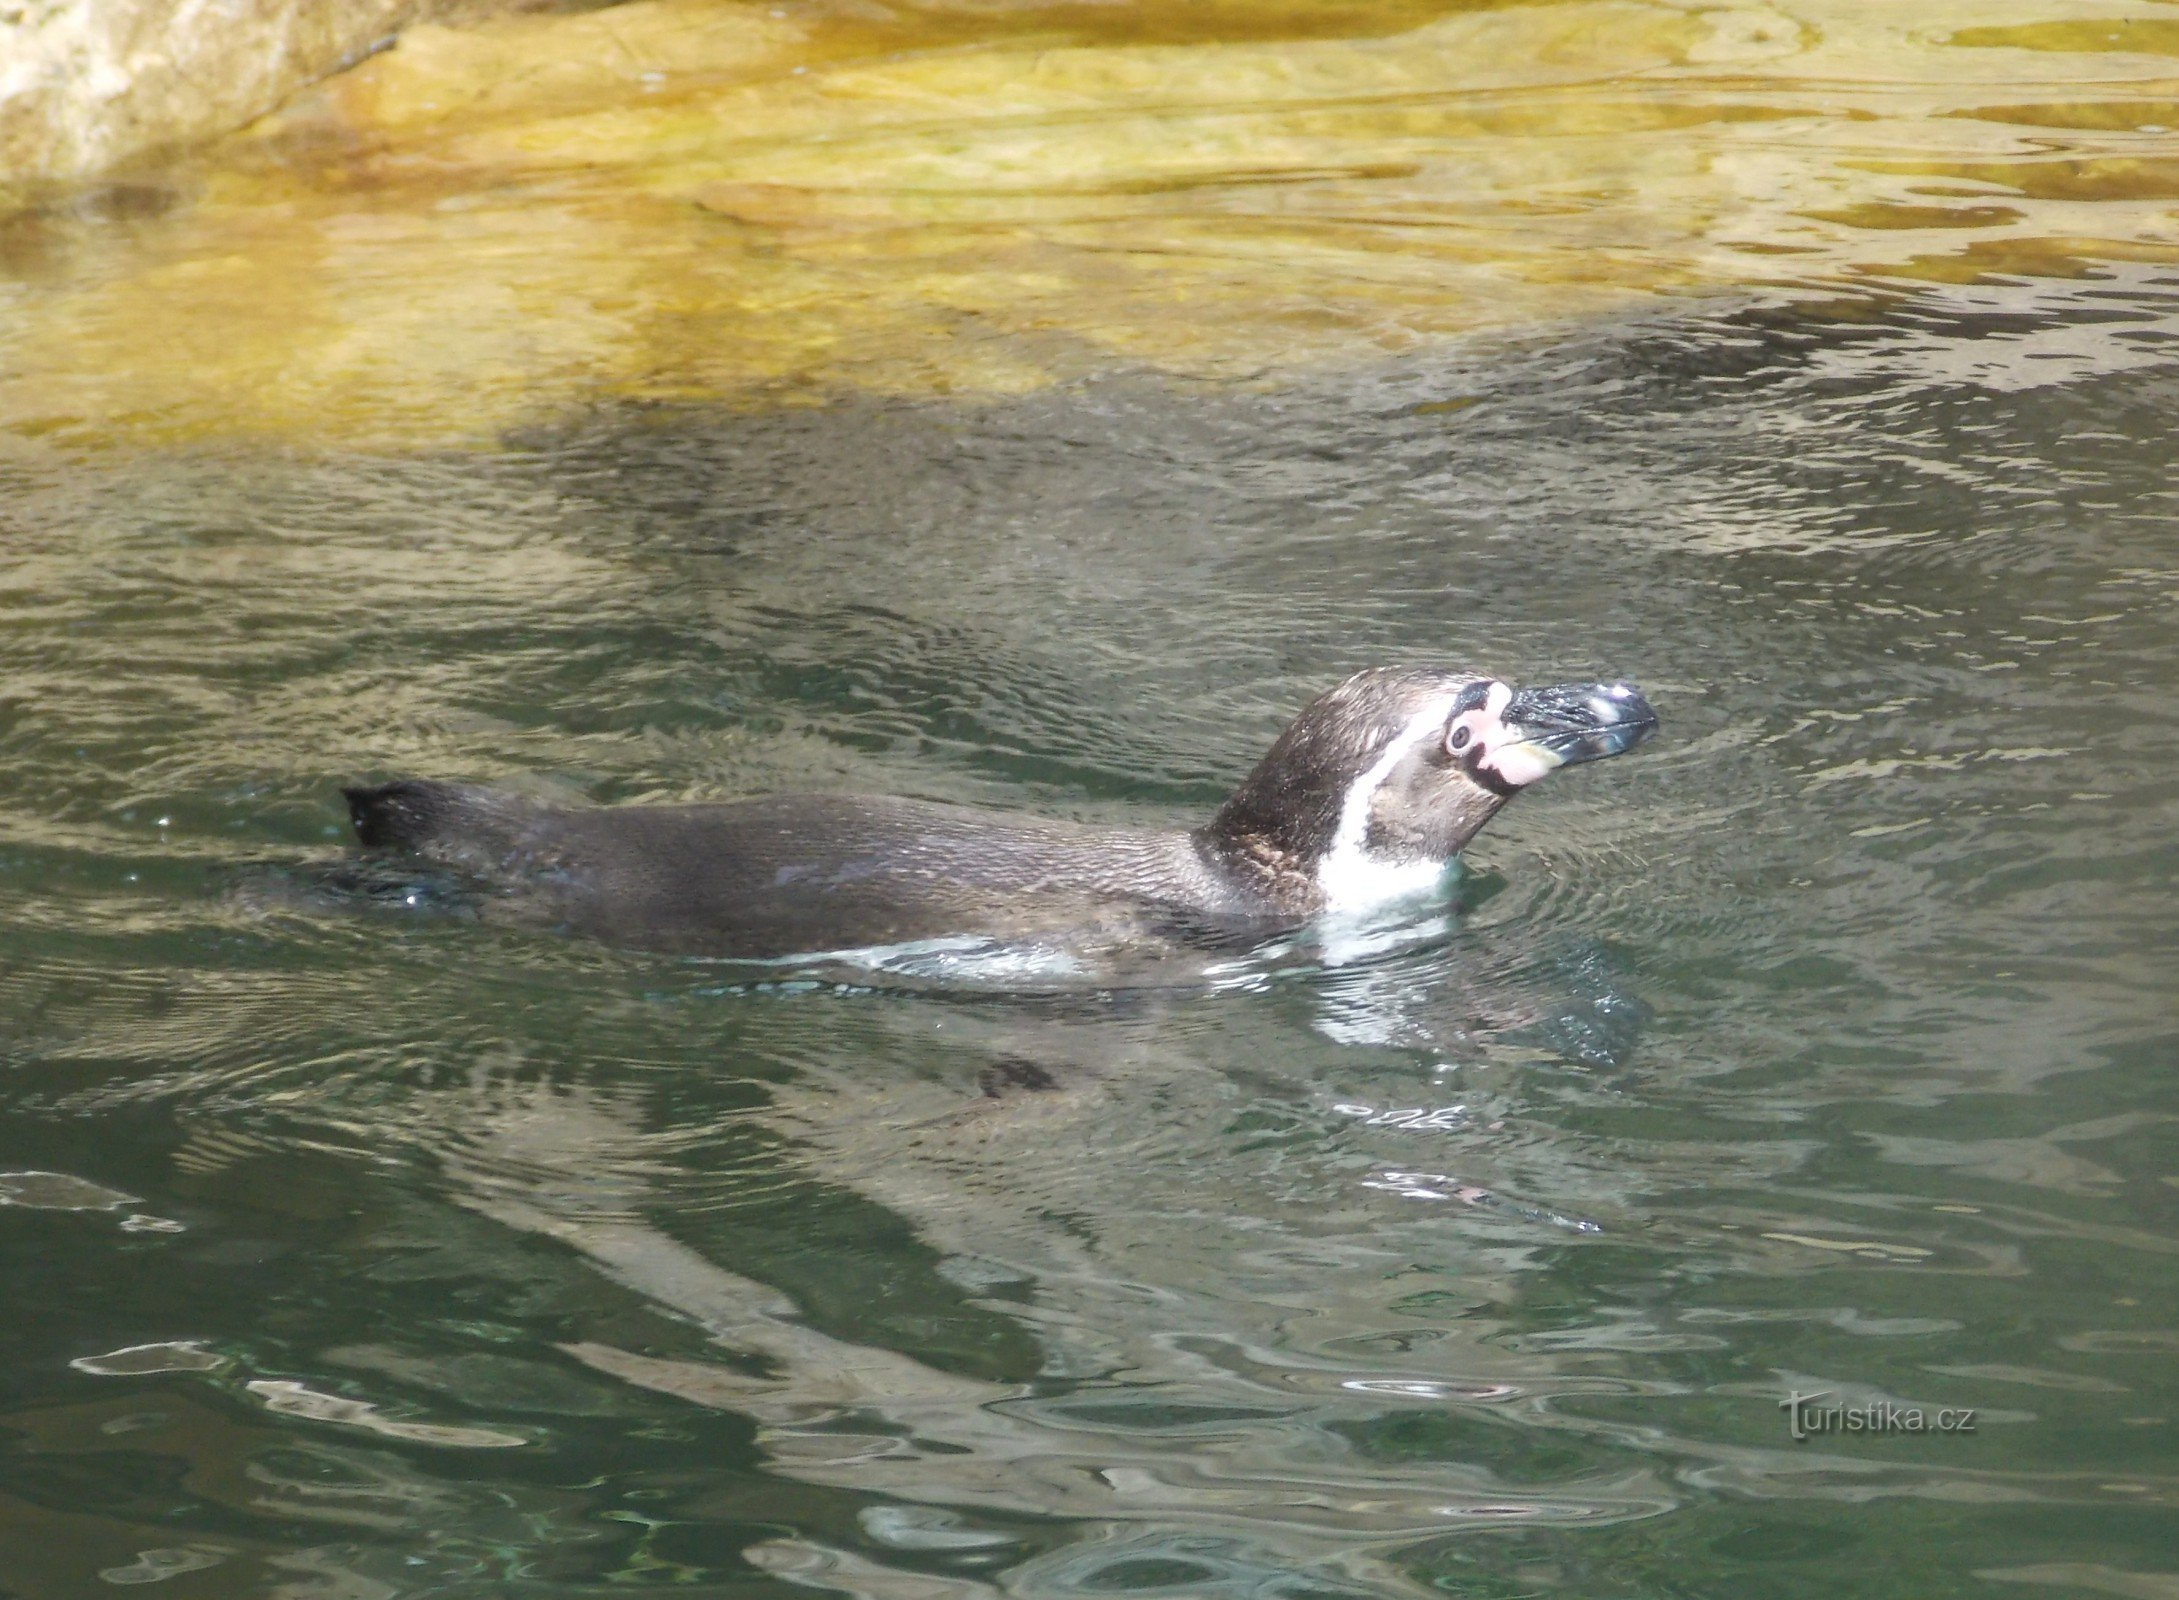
343,668,1655,960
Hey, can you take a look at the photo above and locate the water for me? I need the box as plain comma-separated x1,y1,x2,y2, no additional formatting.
2,272,2174,1596
5,1,2179,1594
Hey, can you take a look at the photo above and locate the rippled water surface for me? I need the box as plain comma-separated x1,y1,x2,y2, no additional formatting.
5,3,2179,1598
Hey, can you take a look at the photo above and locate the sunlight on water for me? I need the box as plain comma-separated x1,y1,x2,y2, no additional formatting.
4,0,2179,445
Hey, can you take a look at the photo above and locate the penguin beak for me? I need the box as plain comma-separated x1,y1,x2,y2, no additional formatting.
1487,682,1658,787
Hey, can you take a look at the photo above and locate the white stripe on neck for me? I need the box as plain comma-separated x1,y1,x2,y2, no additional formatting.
1315,699,1455,915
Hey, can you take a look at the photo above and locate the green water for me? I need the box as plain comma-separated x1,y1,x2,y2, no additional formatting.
3,274,2178,1595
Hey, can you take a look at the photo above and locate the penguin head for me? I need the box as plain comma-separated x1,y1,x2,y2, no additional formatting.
1208,667,1657,915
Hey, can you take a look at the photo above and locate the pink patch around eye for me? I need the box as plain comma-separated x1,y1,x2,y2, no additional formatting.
1446,710,1495,755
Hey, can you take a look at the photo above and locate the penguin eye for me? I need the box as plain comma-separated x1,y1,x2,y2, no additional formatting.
1447,724,1472,754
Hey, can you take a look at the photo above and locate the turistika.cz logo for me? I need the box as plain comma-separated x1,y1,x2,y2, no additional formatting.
1780,1391,1977,1442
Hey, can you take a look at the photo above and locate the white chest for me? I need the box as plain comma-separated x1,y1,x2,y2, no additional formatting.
1312,701,1457,916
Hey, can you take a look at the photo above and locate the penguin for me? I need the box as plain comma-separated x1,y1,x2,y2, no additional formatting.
343,668,1655,961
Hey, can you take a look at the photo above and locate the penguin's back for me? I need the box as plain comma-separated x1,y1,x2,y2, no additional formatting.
343,780,1249,958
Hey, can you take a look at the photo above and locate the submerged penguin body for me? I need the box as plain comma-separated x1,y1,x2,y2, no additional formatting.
344,668,1656,960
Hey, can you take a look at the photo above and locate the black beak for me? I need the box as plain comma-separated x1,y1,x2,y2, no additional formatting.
1501,681,1659,769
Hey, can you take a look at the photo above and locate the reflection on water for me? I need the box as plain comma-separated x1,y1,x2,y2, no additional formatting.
1,252,2176,1594
5,0,2179,444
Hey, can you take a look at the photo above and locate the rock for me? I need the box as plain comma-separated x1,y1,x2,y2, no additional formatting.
0,0,524,207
